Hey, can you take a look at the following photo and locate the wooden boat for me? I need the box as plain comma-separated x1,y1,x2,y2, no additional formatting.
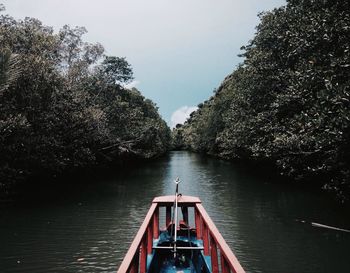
117,179,245,273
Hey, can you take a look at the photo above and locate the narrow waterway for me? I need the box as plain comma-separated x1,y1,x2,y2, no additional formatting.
1,151,349,272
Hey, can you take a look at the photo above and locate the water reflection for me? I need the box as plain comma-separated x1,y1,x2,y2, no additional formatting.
1,151,350,273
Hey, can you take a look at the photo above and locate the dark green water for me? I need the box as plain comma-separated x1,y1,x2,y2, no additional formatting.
1,151,350,273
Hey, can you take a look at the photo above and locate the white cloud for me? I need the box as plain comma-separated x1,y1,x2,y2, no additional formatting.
123,80,140,89
170,106,198,128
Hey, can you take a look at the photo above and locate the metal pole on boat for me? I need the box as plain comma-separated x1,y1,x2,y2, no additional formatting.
173,177,180,257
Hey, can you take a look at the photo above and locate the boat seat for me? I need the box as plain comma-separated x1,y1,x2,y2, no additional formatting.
178,220,190,236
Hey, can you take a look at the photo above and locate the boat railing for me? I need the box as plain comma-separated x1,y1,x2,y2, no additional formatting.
195,203,245,273
117,195,245,273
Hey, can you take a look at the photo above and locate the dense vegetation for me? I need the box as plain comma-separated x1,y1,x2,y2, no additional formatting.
0,5,171,196
174,0,350,200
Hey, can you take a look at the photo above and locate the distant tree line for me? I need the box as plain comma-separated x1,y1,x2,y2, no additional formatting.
0,5,171,196
174,0,350,200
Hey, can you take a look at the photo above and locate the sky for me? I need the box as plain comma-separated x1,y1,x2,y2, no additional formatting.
1,0,286,127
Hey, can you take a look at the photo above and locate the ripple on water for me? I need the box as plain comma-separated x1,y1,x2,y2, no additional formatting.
1,151,350,273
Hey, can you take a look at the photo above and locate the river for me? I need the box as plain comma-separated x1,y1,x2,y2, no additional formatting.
1,151,349,272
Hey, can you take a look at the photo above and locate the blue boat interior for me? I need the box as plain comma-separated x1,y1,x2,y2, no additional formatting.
147,223,211,273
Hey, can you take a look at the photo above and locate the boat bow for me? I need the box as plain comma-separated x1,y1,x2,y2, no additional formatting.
117,195,245,273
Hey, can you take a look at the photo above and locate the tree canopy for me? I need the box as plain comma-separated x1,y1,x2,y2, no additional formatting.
174,0,350,200
0,8,171,197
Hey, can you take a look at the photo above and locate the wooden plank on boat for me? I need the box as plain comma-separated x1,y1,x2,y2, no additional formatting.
210,235,219,273
140,235,147,273
196,203,245,273
153,195,201,205
153,246,204,250
166,206,171,226
195,207,202,239
153,207,159,238
147,225,153,254
203,222,209,255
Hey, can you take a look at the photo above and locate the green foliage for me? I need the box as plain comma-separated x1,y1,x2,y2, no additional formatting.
0,49,20,93
99,56,133,85
179,0,350,200
0,10,171,196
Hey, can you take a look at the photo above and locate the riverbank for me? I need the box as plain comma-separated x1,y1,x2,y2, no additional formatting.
0,152,171,203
